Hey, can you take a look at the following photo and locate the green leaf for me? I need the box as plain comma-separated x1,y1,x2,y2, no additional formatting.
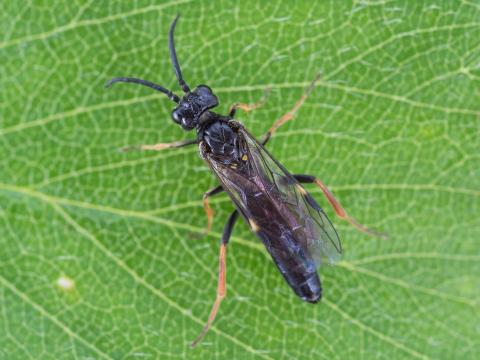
1,1,479,359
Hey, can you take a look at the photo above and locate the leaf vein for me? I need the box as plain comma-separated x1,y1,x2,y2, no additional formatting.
0,0,193,50
0,275,113,360
2,183,275,360
323,299,431,360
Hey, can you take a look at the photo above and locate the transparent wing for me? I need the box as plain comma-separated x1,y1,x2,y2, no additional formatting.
203,123,342,267
241,128,342,265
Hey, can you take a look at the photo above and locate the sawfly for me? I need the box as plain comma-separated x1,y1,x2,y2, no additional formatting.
106,15,387,347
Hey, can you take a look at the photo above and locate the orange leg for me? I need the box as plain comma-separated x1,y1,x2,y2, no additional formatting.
121,139,196,152
294,174,388,239
201,185,223,237
262,73,321,145
192,211,239,347
228,88,271,117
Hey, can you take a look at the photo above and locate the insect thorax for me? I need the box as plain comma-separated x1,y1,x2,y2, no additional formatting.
202,120,241,163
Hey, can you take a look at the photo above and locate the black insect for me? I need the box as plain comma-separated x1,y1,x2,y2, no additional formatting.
106,15,387,347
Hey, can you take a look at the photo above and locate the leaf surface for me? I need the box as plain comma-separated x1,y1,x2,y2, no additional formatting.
1,1,479,359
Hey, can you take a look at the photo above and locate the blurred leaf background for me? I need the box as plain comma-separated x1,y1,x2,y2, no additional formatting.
1,1,479,359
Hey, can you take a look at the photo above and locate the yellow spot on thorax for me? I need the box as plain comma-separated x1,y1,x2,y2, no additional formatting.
241,154,248,161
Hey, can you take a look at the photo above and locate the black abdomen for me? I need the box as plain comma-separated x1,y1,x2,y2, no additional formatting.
243,190,322,303
256,226,322,303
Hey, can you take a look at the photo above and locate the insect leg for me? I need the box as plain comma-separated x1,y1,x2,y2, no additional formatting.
294,174,388,239
120,139,197,152
228,88,271,117
191,210,239,347
202,185,224,236
261,73,321,145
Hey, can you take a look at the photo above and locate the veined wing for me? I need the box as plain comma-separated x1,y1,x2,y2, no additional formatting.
203,123,342,266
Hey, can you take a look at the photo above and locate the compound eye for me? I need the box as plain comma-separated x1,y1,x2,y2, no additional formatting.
196,85,213,94
172,109,182,124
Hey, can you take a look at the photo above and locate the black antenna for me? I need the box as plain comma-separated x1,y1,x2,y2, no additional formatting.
105,77,180,103
169,15,190,93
